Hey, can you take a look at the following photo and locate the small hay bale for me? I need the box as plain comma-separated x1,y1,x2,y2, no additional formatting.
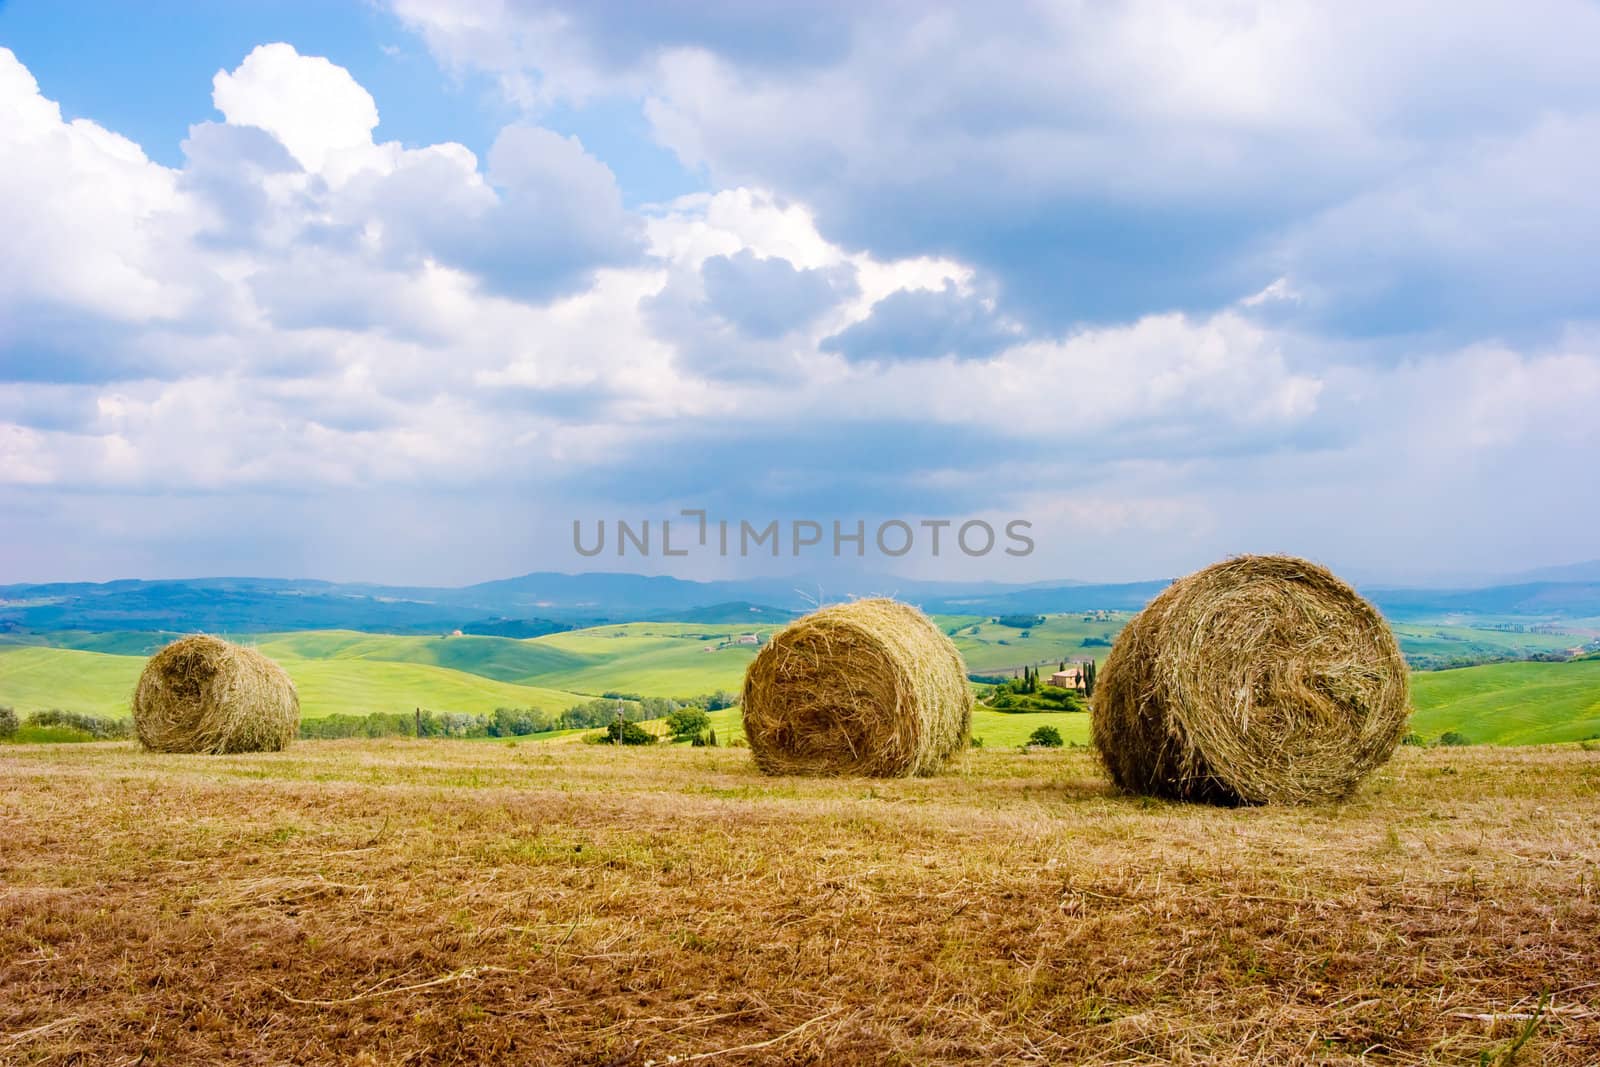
742,598,972,777
132,635,300,754
1091,555,1409,805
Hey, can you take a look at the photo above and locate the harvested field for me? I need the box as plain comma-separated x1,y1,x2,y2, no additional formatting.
2,740,1598,1065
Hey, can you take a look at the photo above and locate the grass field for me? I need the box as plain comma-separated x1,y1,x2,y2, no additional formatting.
0,646,145,718
527,623,762,696
5,616,1600,746
253,630,593,684
1410,659,1600,744
0,644,590,721
2,740,1596,1064
945,613,1126,675
1387,623,1587,668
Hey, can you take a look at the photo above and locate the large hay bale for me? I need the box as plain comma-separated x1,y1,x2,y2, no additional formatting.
742,598,972,777
132,635,300,754
1091,555,1409,805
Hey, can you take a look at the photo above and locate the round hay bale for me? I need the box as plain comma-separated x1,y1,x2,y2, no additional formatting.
742,598,972,777
1091,555,1409,805
132,635,300,754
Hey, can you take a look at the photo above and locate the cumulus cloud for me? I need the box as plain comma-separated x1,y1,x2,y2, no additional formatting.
3,32,1600,584
0,48,196,327
390,0,1600,337
700,250,857,338
212,43,380,175
821,282,1019,363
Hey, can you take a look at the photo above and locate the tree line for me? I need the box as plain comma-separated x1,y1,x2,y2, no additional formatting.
297,690,738,741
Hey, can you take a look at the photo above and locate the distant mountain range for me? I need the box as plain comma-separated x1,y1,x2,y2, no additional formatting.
2,569,1599,635
1498,559,1600,584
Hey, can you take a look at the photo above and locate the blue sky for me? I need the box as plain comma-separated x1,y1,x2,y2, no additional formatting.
1,1,1598,586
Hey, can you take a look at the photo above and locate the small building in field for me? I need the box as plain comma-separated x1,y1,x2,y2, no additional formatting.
1050,666,1087,693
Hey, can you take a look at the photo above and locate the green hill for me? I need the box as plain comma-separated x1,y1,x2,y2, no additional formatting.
252,630,592,685
526,623,771,697
5,622,1600,747
948,613,1127,675
0,644,589,721
280,660,584,719
1408,659,1600,744
0,647,144,718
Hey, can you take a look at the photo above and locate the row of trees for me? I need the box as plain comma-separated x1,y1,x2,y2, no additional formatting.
0,707,130,741
297,691,739,741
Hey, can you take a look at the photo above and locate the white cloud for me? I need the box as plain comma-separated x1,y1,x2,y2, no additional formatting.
389,1,1600,334
212,43,381,176
3,35,1600,584
0,48,195,325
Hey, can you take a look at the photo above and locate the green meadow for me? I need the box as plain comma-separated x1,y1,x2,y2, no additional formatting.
1409,657,1600,744
1,613,1596,746
0,642,589,721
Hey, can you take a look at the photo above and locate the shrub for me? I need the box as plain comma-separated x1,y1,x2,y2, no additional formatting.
1438,731,1471,747
1028,725,1064,748
665,707,711,741
0,706,17,740
1401,731,1426,746
603,718,655,745
26,709,132,740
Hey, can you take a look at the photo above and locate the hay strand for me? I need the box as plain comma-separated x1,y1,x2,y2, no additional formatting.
1091,555,1409,805
742,598,972,777
132,635,299,754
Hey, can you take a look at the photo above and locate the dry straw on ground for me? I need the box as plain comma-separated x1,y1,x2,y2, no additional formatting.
1092,554,1409,804
742,598,972,777
132,635,299,754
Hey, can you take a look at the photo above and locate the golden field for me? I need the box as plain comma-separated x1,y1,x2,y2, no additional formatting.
2,740,1597,1065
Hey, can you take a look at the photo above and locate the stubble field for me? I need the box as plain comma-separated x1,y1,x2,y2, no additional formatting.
2,740,1598,1065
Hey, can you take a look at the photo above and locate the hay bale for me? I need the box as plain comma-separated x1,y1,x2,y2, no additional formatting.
132,635,299,754
1091,555,1409,805
742,598,972,777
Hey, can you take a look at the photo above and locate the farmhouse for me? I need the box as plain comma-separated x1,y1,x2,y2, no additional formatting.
709,633,765,651
1050,666,1087,693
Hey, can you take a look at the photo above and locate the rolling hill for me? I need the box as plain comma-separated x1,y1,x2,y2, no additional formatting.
4,616,1598,746
12,567,1600,637
1408,659,1600,744
0,644,590,721
251,631,591,685
527,624,765,696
